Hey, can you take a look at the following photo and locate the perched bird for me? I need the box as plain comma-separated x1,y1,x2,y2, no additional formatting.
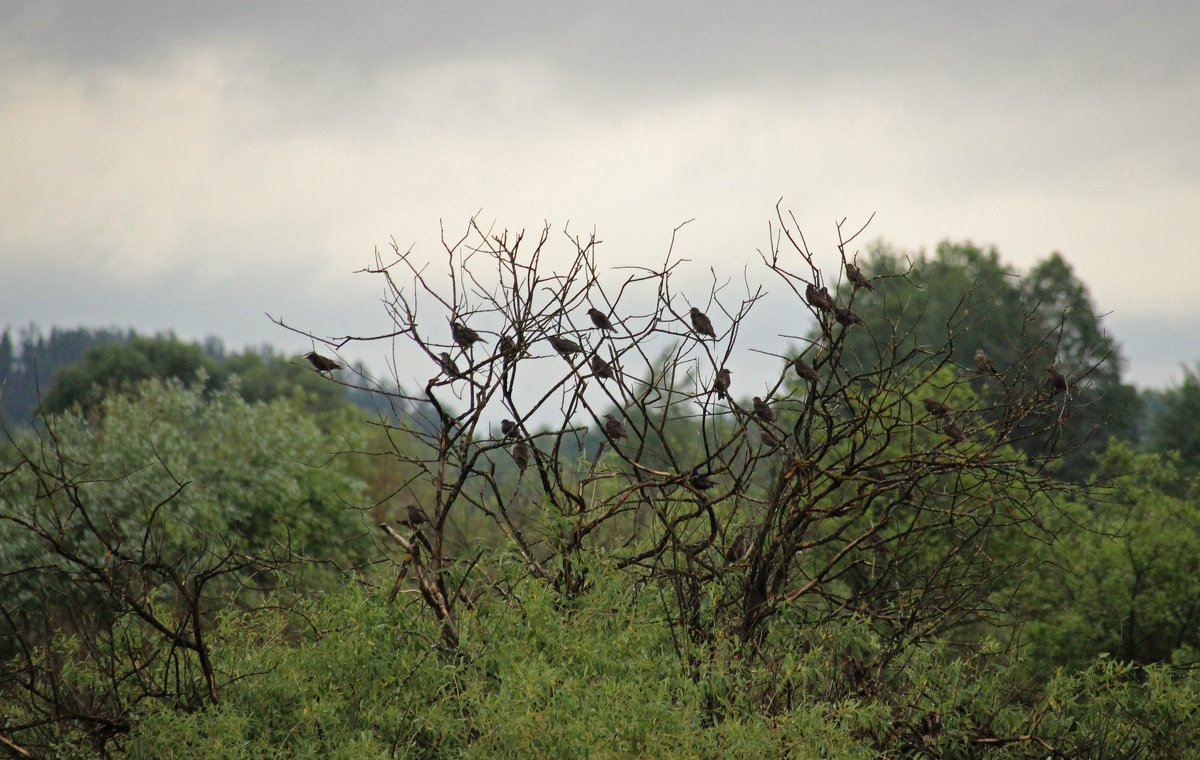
752,396,776,423
689,470,717,491
451,321,486,348
974,347,999,376
305,351,342,373
760,429,781,448
845,261,874,291
512,441,530,473
922,397,952,417
793,356,820,384
725,534,752,564
590,354,615,381
587,308,616,332
805,283,835,312
1048,367,1069,394
689,307,717,339
548,334,584,357
500,419,518,439
942,417,967,443
603,413,628,441
712,368,732,399
834,306,864,327
403,504,427,527
498,335,520,362
439,352,464,379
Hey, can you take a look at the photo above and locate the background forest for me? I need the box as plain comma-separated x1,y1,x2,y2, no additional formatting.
3,222,1200,759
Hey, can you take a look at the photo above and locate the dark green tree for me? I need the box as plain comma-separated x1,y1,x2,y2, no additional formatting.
1148,364,1200,469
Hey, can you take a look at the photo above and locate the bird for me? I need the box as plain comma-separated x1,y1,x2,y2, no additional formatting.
590,354,615,381
548,335,584,357
922,398,952,417
439,352,464,379
805,283,835,312
498,335,520,362
403,505,427,527
793,356,820,384
689,307,717,339
500,419,518,438
942,417,967,443
587,308,615,332
603,413,628,441
512,441,530,473
760,429,781,448
451,321,486,348
1048,367,1069,394
305,351,342,373
845,261,874,291
725,534,752,564
689,470,717,490
974,347,998,376
834,306,864,327
752,396,776,423
712,368,732,399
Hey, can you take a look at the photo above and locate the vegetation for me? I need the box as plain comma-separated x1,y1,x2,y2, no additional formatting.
2,212,1199,758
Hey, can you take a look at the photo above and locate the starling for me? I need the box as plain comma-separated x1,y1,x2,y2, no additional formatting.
712,368,732,399
403,504,427,527
805,282,835,312
845,261,874,291
942,417,967,443
498,335,519,362
305,351,342,373
1048,367,1069,394
974,347,998,376
793,356,820,384
725,534,752,564
548,334,584,357
439,352,464,379
689,307,717,339
760,429,781,447
689,470,717,490
590,354,615,381
752,396,776,423
512,441,530,473
922,397,952,417
451,321,486,348
834,306,864,326
500,419,518,439
587,308,616,332
603,413,628,441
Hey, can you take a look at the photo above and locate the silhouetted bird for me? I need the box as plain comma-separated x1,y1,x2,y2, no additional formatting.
512,441,530,473
834,306,864,327
845,261,874,291
305,351,342,373
500,419,517,438
590,354,615,380
922,398,952,417
725,534,752,564
793,356,820,384
689,470,717,490
752,396,776,423
498,335,519,362
439,352,464,379
1048,367,1069,394
712,368,732,399
805,283,835,312
943,417,967,443
689,307,717,339
603,413,627,441
548,335,583,357
451,321,486,348
587,308,616,332
974,347,998,375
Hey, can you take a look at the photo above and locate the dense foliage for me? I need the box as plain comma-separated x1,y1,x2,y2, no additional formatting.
2,223,1199,758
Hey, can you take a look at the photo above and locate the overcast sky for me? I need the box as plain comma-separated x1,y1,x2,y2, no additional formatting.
2,1,1197,389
